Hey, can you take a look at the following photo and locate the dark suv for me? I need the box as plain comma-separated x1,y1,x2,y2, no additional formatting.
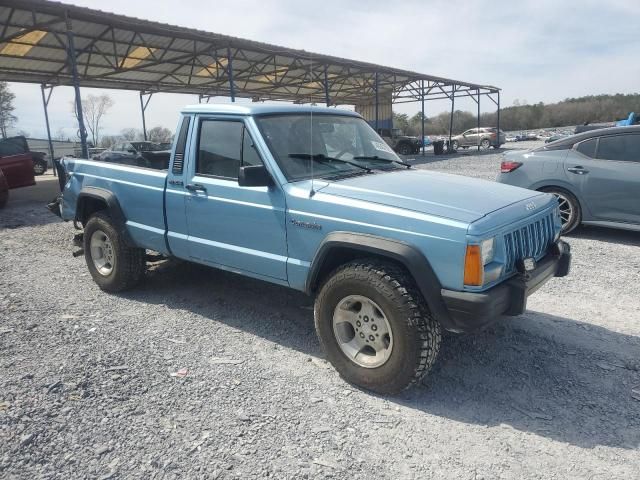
377,128,423,155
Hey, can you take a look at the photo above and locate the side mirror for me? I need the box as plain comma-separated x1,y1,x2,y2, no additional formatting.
127,148,136,154
238,164,272,187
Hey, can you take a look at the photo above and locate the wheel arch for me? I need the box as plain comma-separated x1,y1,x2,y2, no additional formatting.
306,232,454,329
532,181,590,220
76,187,135,246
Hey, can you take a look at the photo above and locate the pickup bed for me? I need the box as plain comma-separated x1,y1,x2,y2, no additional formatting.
52,104,571,394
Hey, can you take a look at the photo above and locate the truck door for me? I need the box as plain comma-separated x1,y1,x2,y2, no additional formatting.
0,137,35,189
182,116,288,281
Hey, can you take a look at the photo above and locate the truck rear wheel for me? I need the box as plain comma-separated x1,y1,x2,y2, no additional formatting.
314,259,441,394
83,212,146,292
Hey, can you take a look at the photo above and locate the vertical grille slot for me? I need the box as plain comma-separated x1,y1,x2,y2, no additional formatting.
502,212,555,274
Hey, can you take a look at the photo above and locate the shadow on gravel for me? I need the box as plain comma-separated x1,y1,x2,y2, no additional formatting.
120,260,640,450
0,204,61,229
567,224,640,247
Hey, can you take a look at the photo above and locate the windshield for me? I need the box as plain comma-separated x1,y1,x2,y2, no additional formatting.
255,114,402,181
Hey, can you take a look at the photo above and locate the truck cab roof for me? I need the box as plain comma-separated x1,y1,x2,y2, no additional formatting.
180,103,362,117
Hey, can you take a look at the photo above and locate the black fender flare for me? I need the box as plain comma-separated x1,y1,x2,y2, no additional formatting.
76,187,135,246
305,232,454,328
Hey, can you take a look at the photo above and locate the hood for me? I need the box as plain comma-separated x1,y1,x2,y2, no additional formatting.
317,169,542,223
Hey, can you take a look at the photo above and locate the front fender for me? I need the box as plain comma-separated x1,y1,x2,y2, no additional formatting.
306,231,456,330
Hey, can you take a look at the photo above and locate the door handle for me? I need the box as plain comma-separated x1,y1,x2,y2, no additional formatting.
567,166,589,175
185,183,207,193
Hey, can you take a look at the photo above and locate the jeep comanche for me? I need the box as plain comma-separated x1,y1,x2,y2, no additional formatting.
52,104,571,394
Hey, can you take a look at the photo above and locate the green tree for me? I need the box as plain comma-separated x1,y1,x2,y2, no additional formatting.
0,82,17,138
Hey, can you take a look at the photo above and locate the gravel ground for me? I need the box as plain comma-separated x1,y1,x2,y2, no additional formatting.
1,147,639,479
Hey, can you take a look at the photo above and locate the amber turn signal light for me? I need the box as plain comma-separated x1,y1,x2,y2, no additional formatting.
464,245,483,286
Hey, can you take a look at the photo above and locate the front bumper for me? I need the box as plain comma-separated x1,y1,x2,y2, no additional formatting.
440,240,571,332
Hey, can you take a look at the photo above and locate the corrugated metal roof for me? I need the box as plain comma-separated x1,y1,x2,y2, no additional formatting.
0,0,500,104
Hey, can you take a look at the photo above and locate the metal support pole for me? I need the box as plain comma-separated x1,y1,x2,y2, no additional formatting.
227,47,235,102
65,11,88,158
477,89,481,152
40,84,56,176
374,72,379,131
497,91,501,145
139,91,153,141
448,86,455,150
421,80,425,156
324,65,330,106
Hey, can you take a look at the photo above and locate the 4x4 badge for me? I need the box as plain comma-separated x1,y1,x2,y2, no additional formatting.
525,202,537,211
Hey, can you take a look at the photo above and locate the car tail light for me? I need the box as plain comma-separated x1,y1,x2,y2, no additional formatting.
500,161,522,173
464,245,483,286
490,133,497,138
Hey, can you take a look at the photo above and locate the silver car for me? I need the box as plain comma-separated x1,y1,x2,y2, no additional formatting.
451,127,506,150
497,125,640,233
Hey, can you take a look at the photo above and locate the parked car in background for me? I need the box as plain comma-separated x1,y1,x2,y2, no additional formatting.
498,125,640,233
51,104,570,394
0,136,37,208
99,141,171,170
0,136,48,175
450,127,505,150
545,133,567,143
158,142,173,150
377,128,423,155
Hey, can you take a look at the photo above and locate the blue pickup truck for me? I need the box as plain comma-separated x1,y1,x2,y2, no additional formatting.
52,104,571,394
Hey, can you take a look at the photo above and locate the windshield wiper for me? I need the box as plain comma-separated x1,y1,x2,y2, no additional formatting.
352,155,412,169
288,153,372,173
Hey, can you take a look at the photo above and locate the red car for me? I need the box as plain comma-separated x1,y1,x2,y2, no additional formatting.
0,136,37,208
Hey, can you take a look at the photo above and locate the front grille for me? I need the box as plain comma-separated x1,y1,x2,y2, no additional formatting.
503,212,555,274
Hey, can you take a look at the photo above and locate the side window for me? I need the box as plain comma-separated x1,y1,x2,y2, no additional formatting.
241,129,263,167
0,140,25,156
576,138,597,158
597,135,640,162
197,120,242,178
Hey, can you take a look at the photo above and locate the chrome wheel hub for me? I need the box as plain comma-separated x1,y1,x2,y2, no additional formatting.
332,295,393,368
552,192,573,227
90,229,115,276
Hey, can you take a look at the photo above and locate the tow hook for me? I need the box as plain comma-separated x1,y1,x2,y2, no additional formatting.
72,232,84,257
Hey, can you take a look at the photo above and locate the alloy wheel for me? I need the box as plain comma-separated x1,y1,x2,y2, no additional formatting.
89,229,115,276
332,295,393,368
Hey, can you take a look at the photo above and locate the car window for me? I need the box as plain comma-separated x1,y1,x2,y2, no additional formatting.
197,120,243,178
596,134,640,162
241,129,263,167
576,138,597,158
0,139,26,156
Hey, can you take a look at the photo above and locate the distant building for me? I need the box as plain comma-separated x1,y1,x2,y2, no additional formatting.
25,138,82,164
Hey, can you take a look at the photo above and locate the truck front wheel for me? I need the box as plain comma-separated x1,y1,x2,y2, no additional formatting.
314,259,441,394
83,212,146,292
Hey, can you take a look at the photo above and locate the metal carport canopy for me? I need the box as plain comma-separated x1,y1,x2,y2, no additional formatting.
0,0,499,105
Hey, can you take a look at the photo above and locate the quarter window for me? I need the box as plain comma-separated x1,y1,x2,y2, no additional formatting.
576,138,597,158
596,134,640,162
241,129,263,167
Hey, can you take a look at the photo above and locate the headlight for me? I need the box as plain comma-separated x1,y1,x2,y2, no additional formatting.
481,238,495,265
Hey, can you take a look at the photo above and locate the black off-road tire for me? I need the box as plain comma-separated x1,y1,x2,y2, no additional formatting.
397,143,412,156
83,212,146,292
314,259,441,394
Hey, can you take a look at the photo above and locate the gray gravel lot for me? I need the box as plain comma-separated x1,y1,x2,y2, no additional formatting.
1,145,639,479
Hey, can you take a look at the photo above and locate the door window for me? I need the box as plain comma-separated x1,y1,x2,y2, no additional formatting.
197,120,243,178
576,138,597,158
596,134,640,162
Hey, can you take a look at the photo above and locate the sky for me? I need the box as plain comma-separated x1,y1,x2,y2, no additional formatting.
7,0,640,140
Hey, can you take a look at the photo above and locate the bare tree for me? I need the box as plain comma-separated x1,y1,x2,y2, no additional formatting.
120,127,142,141
0,82,17,138
147,126,173,143
72,94,114,146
